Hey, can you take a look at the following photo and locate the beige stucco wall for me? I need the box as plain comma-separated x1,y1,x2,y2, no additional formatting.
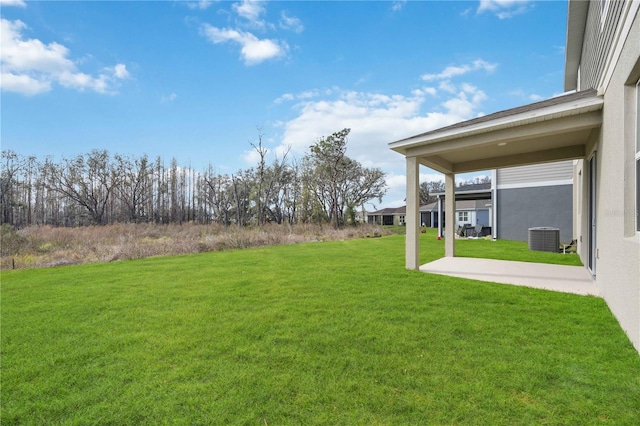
587,9,640,352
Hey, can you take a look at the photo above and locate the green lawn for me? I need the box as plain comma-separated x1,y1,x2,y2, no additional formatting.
2,231,638,424
449,236,584,266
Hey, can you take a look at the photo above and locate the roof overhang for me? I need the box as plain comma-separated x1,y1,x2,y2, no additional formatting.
389,90,603,174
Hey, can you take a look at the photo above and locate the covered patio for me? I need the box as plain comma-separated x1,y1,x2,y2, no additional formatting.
389,89,603,270
420,257,599,296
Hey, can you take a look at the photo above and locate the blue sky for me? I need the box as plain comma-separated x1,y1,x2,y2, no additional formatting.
1,0,568,208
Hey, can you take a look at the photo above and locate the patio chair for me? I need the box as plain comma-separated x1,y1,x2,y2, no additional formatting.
560,239,577,254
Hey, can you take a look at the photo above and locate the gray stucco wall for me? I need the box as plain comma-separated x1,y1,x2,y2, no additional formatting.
497,185,573,242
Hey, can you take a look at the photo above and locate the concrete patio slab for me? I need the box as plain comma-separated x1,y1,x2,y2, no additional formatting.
420,257,599,297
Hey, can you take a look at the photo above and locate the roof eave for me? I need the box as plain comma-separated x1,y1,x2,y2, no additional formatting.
389,92,603,155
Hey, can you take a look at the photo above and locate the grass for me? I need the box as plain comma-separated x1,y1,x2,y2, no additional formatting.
2,230,638,424
452,236,584,266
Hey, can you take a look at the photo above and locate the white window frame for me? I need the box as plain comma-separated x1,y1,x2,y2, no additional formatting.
399,215,405,225
457,211,469,222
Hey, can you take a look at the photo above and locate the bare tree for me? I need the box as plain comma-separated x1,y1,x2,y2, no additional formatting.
45,150,121,225
0,150,29,225
250,130,268,226
231,170,252,227
202,166,233,225
115,154,153,222
420,180,445,204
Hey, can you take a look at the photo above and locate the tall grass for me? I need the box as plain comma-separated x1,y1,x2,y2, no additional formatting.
1,223,388,269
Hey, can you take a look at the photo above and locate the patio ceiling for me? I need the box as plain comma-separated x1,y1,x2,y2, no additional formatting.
389,89,603,174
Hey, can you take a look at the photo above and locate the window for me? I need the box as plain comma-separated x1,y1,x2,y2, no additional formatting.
399,215,405,225
601,0,610,30
458,211,469,222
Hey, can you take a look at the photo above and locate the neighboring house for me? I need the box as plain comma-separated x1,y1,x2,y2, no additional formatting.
430,163,574,242
389,1,640,352
368,206,406,226
429,183,493,233
370,191,491,229
420,199,492,230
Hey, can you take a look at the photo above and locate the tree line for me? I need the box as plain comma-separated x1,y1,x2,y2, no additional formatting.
1,129,387,229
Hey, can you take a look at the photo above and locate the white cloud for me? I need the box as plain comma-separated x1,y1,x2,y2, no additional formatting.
161,92,177,103
0,18,129,96
271,61,499,207
421,59,497,81
438,80,457,94
233,0,264,21
200,24,288,65
274,93,295,104
112,63,130,79
442,84,487,118
273,76,492,208
391,1,407,12
0,72,51,95
58,70,108,93
412,87,437,97
201,1,300,65
233,0,267,29
277,87,485,169
186,1,214,10
509,89,544,103
274,89,329,105
0,0,27,7
477,0,532,19
375,172,407,208
242,147,264,165
279,11,304,33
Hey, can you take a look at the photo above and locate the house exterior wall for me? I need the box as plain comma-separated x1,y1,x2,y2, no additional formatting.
496,161,574,242
576,1,640,352
496,161,573,187
497,184,573,242
476,209,490,227
579,0,626,90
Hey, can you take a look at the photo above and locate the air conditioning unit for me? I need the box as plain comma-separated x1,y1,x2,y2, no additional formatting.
528,227,560,253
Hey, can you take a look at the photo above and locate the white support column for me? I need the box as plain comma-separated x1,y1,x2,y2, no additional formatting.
491,169,498,239
437,195,443,237
445,173,456,257
405,156,420,270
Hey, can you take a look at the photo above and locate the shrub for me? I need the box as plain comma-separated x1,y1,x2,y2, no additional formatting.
0,224,28,257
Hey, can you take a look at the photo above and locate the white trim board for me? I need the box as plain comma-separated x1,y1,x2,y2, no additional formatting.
497,179,573,190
